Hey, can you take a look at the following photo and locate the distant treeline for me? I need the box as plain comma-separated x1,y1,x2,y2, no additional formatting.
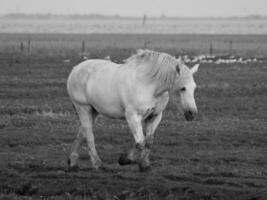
1,13,122,20
1,13,267,20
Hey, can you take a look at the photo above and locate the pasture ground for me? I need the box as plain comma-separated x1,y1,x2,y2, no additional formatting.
0,34,266,200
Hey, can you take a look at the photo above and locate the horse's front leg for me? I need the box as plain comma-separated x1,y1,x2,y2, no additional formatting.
118,110,150,171
143,112,163,165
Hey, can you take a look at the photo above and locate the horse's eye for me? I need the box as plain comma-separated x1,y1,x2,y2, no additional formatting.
180,87,186,92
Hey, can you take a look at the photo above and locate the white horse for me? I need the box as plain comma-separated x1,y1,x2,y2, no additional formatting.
67,50,199,171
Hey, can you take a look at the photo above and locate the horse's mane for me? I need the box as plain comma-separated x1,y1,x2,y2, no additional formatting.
124,49,179,95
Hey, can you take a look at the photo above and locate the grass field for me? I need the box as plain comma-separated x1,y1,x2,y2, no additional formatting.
0,33,267,200
2,33,267,57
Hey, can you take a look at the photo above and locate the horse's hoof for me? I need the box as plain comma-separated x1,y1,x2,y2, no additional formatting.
118,153,132,165
93,159,103,170
67,158,79,172
138,162,151,172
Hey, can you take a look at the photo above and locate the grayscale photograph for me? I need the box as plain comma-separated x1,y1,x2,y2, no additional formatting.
0,0,266,199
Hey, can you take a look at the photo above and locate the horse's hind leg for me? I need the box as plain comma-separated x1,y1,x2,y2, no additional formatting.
69,103,102,169
68,126,85,170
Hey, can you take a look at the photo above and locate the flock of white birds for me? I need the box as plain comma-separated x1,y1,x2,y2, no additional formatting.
181,54,261,64
63,54,262,65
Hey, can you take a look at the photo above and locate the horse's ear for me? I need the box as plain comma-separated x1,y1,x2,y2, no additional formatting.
191,63,199,74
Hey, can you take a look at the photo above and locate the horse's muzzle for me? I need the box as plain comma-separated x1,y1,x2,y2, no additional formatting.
184,109,197,121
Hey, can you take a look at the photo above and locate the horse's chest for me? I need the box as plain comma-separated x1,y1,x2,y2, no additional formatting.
154,92,170,113
142,92,169,119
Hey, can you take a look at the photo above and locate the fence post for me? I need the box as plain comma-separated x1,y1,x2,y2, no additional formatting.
209,42,213,56
144,40,151,49
229,40,233,55
27,40,31,53
142,14,147,26
20,42,24,53
81,40,85,53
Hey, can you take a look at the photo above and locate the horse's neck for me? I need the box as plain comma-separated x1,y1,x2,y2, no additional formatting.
132,72,170,98
133,74,171,98
154,82,173,97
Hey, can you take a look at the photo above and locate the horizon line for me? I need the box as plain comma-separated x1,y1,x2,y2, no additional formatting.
1,13,267,19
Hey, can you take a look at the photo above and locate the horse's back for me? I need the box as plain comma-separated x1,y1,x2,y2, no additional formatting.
67,59,125,117
67,59,117,103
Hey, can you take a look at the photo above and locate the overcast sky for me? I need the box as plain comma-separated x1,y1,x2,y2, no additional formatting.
1,0,267,17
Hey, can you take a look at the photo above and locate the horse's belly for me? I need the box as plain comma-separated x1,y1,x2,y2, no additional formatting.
86,77,125,119
90,99,124,119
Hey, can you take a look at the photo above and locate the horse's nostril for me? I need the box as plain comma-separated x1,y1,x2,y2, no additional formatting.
184,109,196,121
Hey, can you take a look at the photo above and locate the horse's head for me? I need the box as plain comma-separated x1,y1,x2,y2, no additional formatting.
175,59,199,121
